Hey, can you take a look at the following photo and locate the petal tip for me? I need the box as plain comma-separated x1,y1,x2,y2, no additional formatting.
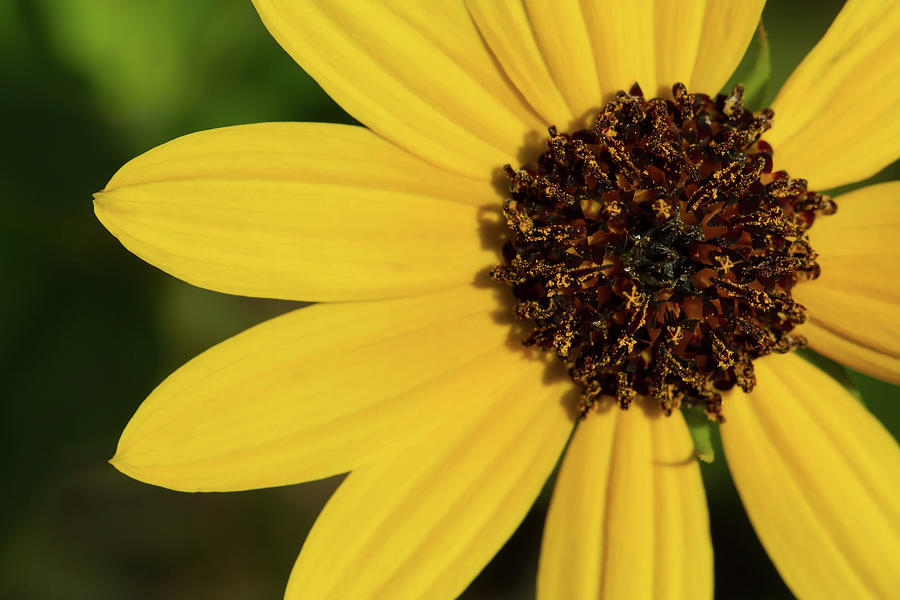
108,454,142,482
109,451,139,480
92,191,114,220
108,445,200,492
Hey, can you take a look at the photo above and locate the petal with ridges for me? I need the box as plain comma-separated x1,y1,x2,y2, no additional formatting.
466,0,574,128
578,0,763,101
652,1,707,96
538,409,617,600
767,0,900,189
95,123,498,303
524,0,604,127
537,404,712,600
252,0,545,179
106,122,497,207
285,357,575,600
794,181,900,383
800,322,900,385
648,410,714,600
581,0,657,99
682,1,765,96
722,353,900,599
112,285,528,492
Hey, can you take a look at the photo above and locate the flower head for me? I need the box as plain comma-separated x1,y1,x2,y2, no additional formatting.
492,83,827,421
96,1,900,598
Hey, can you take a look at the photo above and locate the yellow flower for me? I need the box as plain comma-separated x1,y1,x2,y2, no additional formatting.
95,1,900,598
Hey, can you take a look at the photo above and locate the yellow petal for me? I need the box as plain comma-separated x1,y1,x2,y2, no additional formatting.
538,404,712,600
721,353,900,599
106,122,495,207
794,181,900,383
252,0,545,179
800,323,900,385
580,0,657,98
285,356,575,600
655,0,766,98
522,0,604,127
112,285,529,492
466,1,574,128
95,123,498,302
579,0,764,101
767,0,900,189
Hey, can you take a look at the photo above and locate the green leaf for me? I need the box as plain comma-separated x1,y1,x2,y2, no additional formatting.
682,405,716,463
721,23,771,111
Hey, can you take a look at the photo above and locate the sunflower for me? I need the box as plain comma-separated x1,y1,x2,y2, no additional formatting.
95,1,900,598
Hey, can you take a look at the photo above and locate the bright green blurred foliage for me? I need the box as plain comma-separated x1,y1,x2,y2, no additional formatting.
33,0,355,146
2,1,897,599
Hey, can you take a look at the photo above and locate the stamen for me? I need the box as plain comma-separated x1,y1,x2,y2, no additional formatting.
492,84,834,421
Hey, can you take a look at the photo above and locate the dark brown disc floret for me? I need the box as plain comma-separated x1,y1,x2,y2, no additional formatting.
491,83,836,421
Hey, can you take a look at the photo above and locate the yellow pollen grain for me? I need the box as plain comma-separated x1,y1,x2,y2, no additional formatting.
653,198,673,220
667,325,684,343
623,286,643,309
714,255,737,273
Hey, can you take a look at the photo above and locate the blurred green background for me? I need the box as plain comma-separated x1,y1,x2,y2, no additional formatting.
2,1,897,598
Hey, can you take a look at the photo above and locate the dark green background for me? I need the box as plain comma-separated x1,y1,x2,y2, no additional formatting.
3,1,897,598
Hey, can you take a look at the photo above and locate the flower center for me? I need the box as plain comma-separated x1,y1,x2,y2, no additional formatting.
492,83,836,421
